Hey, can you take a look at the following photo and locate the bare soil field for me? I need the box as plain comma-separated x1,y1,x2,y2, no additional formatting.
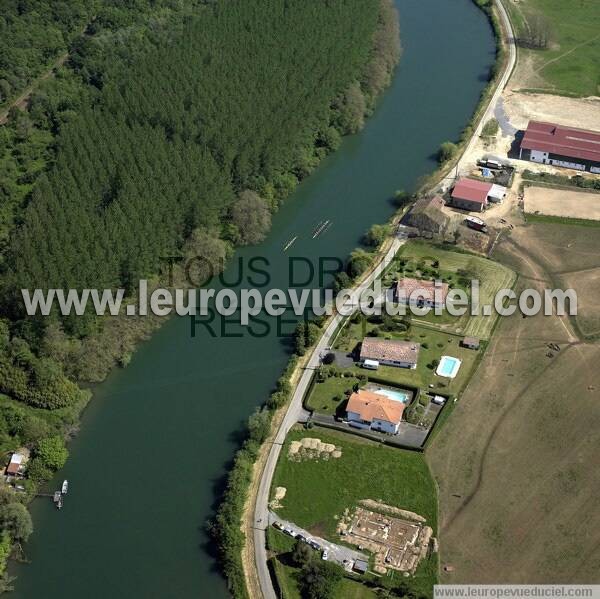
503,91,600,132
524,186,600,221
427,222,600,583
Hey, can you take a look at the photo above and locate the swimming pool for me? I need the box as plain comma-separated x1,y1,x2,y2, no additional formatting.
436,356,462,379
371,386,411,404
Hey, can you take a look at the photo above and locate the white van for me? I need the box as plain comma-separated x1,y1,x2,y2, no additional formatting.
362,359,379,370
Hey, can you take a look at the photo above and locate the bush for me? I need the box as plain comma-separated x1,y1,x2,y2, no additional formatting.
35,435,68,471
438,141,457,164
363,223,390,247
0,503,32,542
481,118,499,137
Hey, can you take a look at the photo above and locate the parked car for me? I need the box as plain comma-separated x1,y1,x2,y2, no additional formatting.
322,550,329,561
273,521,283,530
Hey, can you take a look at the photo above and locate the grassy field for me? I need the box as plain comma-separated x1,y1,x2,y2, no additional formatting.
427,221,600,582
392,241,516,339
305,375,361,416
272,427,438,533
501,221,600,339
333,320,482,398
506,0,600,96
270,427,438,594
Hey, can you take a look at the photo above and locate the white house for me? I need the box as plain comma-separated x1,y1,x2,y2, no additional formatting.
346,389,405,435
360,338,420,369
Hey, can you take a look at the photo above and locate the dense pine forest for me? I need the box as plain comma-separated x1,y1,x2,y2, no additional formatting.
0,0,400,586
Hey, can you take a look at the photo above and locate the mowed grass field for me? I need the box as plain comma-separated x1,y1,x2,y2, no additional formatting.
272,427,438,535
507,0,600,96
270,427,438,594
396,242,515,339
427,222,600,583
333,324,481,397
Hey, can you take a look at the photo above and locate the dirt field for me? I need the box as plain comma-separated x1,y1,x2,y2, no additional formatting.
503,91,600,132
427,222,600,583
524,186,600,221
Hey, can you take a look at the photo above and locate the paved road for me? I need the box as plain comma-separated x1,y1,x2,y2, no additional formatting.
267,512,368,568
252,4,517,596
440,0,517,190
253,237,403,599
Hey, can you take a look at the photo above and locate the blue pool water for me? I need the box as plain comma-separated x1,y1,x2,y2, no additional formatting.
373,387,411,404
437,356,462,378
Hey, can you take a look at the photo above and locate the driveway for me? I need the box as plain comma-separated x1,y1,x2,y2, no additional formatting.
267,511,368,569
310,413,429,449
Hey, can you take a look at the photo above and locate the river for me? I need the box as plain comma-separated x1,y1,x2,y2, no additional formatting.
11,1,495,597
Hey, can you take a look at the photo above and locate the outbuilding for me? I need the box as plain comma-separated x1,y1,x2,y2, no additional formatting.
353,559,369,574
461,337,480,350
488,184,507,203
519,121,600,173
5,453,25,477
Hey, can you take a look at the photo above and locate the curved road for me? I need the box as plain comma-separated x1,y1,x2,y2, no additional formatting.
458,0,517,173
251,2,517,597
252,237,403,599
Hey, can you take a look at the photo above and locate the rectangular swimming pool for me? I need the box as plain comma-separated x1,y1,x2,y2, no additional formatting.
436,355,462,379
370,386,411,404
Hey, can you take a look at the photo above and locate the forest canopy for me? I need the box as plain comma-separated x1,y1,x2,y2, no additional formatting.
0,0,400,587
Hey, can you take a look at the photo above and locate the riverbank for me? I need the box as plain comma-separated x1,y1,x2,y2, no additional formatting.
8,0,497,594
240,2,512,598
0,0,397,587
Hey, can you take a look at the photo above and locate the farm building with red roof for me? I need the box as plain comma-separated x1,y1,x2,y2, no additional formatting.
519,121,600,173
450,178,492,212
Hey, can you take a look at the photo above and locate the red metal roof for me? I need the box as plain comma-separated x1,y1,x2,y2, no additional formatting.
521,121,600,163
451,178,492,204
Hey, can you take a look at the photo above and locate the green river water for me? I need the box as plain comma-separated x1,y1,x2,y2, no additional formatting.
12,1,495,597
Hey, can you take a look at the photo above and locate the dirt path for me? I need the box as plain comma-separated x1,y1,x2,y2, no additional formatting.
0,52,70,125
0,20,92,126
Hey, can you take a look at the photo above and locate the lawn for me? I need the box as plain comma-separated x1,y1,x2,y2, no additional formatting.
305,375,361,416
272,427,438,535
334,322,482,398
270,427,438,595
393,241,515,339
506,0,600,96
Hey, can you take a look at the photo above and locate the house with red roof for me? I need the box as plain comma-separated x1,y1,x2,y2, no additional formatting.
346,389,405,434
395,277,449,309
519,121,600,174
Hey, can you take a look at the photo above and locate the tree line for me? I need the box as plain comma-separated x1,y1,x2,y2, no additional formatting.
0,0,401,589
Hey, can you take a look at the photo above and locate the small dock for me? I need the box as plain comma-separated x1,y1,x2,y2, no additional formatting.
36,479,68,510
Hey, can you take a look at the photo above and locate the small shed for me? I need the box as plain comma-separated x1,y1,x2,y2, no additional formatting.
488,184,507,203
5,453,25,476
461,337,480,350
353,559,368,574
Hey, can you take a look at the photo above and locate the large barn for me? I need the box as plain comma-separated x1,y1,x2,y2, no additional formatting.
519,121,600,174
